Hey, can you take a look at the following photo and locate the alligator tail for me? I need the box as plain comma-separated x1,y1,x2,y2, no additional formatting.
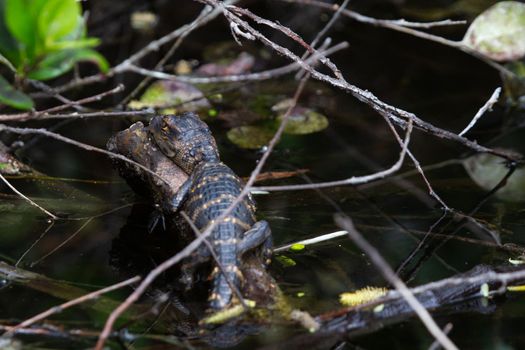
209,261,241,310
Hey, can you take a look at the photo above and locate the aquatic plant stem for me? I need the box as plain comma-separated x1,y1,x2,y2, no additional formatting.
5,276,140,336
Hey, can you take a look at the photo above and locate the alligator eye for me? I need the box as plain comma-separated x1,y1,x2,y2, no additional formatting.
189,149,196,157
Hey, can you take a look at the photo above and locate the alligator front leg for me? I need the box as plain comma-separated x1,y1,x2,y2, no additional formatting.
148,178,193,232
168,177,193,212
238,220,273,264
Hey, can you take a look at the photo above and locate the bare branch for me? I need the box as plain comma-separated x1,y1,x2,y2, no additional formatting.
252,119,413,191
459,87,501,137
37,109,155,120
280,0,514,78
125,41,349,83
0,173,57,219
274,230,348,252
0,85,125,122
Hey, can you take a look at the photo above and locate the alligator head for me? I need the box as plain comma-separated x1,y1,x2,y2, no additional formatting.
149,113,220,173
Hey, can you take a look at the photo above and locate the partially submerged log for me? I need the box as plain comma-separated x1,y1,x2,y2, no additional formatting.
258,264,525,349
107,121,188,205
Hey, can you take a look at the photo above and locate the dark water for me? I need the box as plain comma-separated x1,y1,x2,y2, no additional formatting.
2,0,525,349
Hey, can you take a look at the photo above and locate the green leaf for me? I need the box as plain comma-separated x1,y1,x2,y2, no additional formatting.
277,108,329,135
5,0,47,59
463,151,525,202
128,80,211,112
46,38,100,51
290,243,305,251
38,0,81,46
463,1,525,61
0,0,21,67
275,255,296,267
28,49,109,81
226,125,274,149
0,75,33,110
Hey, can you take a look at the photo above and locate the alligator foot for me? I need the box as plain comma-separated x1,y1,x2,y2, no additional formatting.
238,220,273,264
168,177,193,212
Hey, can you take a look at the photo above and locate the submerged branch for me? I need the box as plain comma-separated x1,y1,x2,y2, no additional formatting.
335,214,459,350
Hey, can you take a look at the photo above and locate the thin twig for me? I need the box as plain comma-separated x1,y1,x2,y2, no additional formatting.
380,110,450,210
459,87,501,137
29,80,88,112
253,120,412,191
38,109,155,120
358,223,524,253
0,173,57,219
16,220,55,267
281,0,466,28
296,0,350,79
30,218,94,267
274,230,348,252
125,41,348,83
428,323,454,350
0,85,125,122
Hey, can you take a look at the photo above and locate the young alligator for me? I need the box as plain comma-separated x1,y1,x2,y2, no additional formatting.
149,113,272,310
